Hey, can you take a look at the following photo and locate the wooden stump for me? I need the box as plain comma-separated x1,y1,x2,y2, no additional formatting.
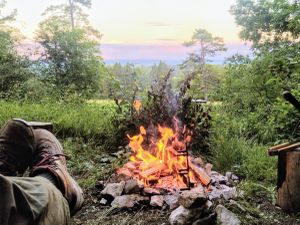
277,149,300,212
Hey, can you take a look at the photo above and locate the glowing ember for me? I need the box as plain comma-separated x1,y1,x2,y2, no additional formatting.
117,118,211,190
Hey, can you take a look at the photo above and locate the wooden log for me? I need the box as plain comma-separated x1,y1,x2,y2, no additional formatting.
268,142,300,156
189,162,211,186
139,164,165,179
277,148,300,212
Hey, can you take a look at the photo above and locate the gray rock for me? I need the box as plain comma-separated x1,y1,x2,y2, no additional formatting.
211,171,228,185
150,195,164,208
101,181,125,199
216,204,241,225
225,172,233,180
178,186,207,208
99,198,108,205
203,200,213,214
220,185,237,200
208,185,237,201
169,206,204,225
164,193,180,210
192,213,216,225
111,194,149,209
143,187,161,196
225,172,239,183
107,173,131,183
99,157,111,163
124,179,143,194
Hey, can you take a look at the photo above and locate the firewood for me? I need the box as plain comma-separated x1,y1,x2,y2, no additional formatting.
189,162,211,186
124,162,140,170
139,164,166,179
268,142,300,156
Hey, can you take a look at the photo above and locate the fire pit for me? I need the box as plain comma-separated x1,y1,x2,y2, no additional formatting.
96,117,241,224
116,118,211,191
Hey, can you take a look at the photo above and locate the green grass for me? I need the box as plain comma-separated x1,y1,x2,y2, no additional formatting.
0,100,121,151
0,100,128,188
62,137,115,188
210,107,277,184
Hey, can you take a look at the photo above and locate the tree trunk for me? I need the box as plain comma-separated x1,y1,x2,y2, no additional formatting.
277,148,300,212
68,0,75,30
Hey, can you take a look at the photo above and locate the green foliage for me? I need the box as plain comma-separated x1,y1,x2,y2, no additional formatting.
231,0,300,48
182,28,227,100
62,137,114,188
0,100,124,151
210,110,277,184
113,69,212,154
0,2,33,98
0,31,33,97
34,2,103,99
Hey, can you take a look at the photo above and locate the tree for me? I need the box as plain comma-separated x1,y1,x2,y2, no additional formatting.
183,29,226,100
0,0,32,97
36,2,103,98
68,0,91,30
230,0,300,49
218,0,300,143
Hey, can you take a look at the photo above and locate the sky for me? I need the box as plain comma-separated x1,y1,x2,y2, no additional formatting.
4,0,251,65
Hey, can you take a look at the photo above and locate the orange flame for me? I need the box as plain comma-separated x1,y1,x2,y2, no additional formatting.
117,118,201,190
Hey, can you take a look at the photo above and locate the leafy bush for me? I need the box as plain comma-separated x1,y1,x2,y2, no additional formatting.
114,69,212,154
210,109,277,184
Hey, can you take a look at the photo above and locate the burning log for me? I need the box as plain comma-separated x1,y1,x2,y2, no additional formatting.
189,162,211,186
139,164,166,179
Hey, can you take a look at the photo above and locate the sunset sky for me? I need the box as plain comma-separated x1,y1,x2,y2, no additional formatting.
4,0,251,64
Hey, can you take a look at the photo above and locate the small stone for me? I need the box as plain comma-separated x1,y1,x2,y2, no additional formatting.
164,194,180,210
203,200,213,214
225,172,239,182
124,179,143,194
192,213,216,225
101,181,125,200
99,157,111,163
179,186,207,208
169,206,203,225
107,173,131,183
143,187,161,196
210,171,228,185
220,185,237,200
208,185,237,201
111,194,149,209
225,172,233,180
216,204,241,225
150,195,164,208
99,198,108,205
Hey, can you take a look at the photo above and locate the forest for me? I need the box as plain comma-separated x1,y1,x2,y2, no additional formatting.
0,0,300,224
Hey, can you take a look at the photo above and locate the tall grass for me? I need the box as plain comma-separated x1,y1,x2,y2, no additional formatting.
210,108,277,184
0,100,121,151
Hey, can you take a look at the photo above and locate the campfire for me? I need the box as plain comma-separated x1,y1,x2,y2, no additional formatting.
116,118,211,191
